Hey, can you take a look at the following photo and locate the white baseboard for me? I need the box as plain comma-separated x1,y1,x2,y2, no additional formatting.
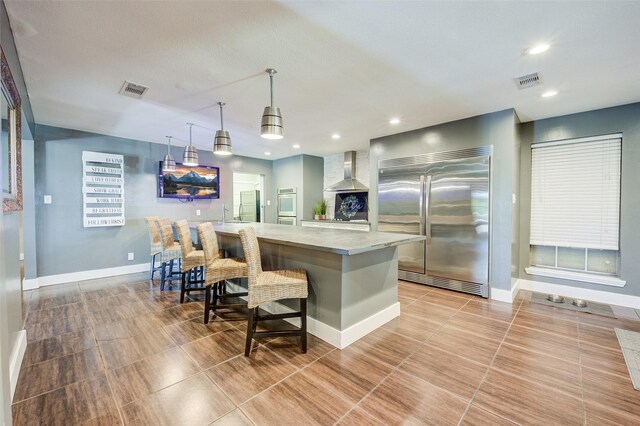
9,330,27,402
335,303,401,348
490,281,521,304
517,278,640,310
225,281,400,349
22,263,150,290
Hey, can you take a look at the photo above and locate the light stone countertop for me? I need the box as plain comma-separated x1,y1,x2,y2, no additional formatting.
190,221,424,256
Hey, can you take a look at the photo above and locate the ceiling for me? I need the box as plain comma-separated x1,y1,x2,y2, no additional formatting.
5,1,640,159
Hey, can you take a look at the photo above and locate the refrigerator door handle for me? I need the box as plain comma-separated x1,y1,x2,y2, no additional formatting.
419,175,426,235
425,175,432,244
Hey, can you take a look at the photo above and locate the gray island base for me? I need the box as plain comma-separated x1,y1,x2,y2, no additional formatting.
196,222,425,349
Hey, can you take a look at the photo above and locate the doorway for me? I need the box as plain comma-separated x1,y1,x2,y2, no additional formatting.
232,173,265,223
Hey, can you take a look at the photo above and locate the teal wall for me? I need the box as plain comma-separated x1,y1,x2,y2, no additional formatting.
33,124,274,277
370,109,521,292
519,102,640,296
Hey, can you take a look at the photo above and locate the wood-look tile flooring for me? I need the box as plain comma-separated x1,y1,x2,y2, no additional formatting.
13,274,640,425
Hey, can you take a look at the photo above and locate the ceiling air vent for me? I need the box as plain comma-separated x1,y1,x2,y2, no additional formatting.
514,72,542,89
119,81,149,98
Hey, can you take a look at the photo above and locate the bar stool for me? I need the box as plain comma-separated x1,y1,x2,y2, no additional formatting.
174,220,206,303
157,217,182,291
144,216,163,281
197,222,248,324
238,226,308,357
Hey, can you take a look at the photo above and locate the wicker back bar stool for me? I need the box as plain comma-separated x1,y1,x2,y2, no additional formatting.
174,220,206,303
197,222,249,324
238,226,308,357
144,216,163,281
156,217,182,290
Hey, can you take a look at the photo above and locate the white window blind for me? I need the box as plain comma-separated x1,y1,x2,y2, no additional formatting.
530,134,621,250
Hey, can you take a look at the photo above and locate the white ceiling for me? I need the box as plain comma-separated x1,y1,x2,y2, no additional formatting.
5,1,640,159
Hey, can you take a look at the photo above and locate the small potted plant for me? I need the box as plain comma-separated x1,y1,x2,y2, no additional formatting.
319,199,327,220
313,203,323,220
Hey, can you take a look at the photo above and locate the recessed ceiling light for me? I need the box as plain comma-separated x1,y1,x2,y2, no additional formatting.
389,118,400,125
331,133,341,140
528,43,550,55
292,144,300,149
542,90,558,98
264,152,272,156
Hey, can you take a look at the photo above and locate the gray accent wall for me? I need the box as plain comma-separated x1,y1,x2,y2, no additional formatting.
21,138,36,280
33,124,274,277
519,102,640,296
272,154,324,222
302,155,325,221
370,109,521,292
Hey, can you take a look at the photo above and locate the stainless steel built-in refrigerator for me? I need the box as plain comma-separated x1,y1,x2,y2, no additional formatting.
377,147,491,297
239,190,260,222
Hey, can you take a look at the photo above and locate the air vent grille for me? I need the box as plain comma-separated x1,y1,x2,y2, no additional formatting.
514,72,542,89
119,81,149,98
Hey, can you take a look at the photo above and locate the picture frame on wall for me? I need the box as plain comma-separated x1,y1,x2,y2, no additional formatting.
158,162,220,200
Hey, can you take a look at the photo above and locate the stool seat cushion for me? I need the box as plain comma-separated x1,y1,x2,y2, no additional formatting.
182,250,205,272
250,269,308,308
205,257,248,285
161,242,182,263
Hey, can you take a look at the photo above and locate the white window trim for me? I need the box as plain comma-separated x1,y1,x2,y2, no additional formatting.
525,266,626,287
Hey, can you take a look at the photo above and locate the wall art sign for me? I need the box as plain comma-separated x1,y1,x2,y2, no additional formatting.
82,151,125,227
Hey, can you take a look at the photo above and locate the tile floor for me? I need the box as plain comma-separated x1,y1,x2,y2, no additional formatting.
12,274,640,425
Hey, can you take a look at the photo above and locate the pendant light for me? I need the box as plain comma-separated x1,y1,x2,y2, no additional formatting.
162,136,177,172
260,68,284,139
213,102,233,156
182,123,199,166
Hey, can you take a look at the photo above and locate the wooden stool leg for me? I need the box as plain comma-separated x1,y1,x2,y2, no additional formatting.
160,262,167,290
180,272,187,303
204,285,211,324
244,307,258,356
300,298,307,354
211,282,219,314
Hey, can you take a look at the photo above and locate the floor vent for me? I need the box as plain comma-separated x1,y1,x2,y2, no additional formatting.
514,72,542,89
119,81,149,98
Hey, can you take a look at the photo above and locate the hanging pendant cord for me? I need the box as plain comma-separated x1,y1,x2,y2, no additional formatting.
270,73,274,107
219,103,225,131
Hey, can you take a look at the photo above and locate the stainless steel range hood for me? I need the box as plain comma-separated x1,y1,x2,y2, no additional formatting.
325,151,369,192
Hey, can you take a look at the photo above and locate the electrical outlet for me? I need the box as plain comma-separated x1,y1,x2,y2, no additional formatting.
44,195,52,204
267,200,271,206
127,252,134,261
196,209,201,216
512,193,517,204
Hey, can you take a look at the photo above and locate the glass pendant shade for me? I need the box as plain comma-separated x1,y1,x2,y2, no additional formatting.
260,68,284,139
182,123,199,166
162,136,177,172
213,102,233,156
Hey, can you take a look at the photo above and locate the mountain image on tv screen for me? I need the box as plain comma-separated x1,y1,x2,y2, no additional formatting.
158,163,219,199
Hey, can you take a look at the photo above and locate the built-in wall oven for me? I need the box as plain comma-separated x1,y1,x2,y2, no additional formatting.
277,187,297,225
277,216,297,226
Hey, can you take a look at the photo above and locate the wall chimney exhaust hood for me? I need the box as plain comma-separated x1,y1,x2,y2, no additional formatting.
325,151,369,192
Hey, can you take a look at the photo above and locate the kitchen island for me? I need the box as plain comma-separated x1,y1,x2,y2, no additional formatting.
191,222,424,348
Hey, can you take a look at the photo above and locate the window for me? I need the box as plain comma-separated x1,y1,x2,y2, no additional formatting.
528,133,622,283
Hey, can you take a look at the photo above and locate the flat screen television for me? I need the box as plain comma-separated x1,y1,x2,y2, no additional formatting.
158,162,220,199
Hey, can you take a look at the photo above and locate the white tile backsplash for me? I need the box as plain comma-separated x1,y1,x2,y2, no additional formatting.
323,150,370,219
